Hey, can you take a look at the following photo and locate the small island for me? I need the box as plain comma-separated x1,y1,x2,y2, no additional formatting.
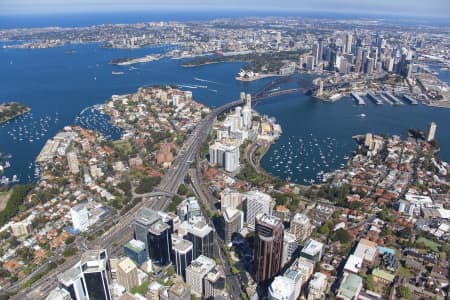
0,102,30,124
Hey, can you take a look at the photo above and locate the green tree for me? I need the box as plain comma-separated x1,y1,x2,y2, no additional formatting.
177,184,188,195
398,286,412,299
331,228,351,243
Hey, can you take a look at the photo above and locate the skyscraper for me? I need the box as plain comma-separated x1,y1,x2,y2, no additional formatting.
186,255,216,297
245,191,272,231
312,43,320,65
290,213,313,242
133,208,160,258
282,231,298,267
427,122,437,142
184,220,214,259
223,207,243,244
345,33,353,54
148,221,172,266
254,213,284,284
70,203,89,232
172,237,193,280
124,239,147,266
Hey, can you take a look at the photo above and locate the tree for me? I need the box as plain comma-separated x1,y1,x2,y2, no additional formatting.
62,247,78,257
177,184,188,196
331,228,351,244
65,235,76,245
365,275,375,291
167,265,175,276
318,222,330,236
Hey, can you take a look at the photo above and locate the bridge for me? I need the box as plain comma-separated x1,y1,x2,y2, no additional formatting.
252,74,313,102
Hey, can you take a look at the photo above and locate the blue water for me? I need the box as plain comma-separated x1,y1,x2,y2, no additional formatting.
1,11,448,29
1,41,450,184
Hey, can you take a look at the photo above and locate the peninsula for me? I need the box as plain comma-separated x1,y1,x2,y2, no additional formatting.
0,102,30,124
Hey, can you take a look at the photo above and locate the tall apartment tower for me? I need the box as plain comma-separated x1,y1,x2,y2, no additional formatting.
148,221,172,266
427,122,437,142
290,213,313,242
254,213,284,284
245,191,272,231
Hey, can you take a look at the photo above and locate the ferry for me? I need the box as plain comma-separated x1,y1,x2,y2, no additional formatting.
112,71,124,75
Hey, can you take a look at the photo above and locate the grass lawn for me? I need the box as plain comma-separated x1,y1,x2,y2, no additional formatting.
397,265,414,278
113,140,133,155
0,191,11,211
416,237,440,252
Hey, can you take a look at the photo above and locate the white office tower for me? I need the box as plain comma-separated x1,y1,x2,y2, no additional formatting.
290,213,313,242
242,105,252,130
224,144,239,172
245,191,272,230
223,207,243,244
228,113,242,132
308,272,328,300
186,255,216,297
268,276,296,300
58,249,111,300
312,43,320,64
240,91,246,103
345,33,353,54
282,231,298,267
427,122,437,142
70,203,89,232
246,93,252,108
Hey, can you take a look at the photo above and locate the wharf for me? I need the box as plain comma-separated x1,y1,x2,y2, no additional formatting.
351,92,366,105
367,92,383,105
383,92,403,105
403,95,419,105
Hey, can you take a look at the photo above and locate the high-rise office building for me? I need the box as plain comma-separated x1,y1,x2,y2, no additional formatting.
254,213,284,284
306,55,315,71
58,249,111,300
124,239,147,266
148,221,172,266
345,33,353,54
300,239,324,263
290,213,313,242
223,207,243,244
427,122,437,142
186,255,216,297
172,237,193,280
70,203,89,232
116,257,138,291
133,208,160,258
312,43,320,65
245,191,272,231
242,105,252,130
268,276,296,300
184,220,214,259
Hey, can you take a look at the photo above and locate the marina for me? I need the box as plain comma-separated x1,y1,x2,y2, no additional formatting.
383,92,404,105
403,94,419,105
367,92,384,105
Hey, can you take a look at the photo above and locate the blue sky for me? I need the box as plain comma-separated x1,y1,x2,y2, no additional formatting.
1,0,449,17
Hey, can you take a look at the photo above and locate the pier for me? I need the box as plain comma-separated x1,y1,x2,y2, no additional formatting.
367,92,383,105
383,92,403,105
351,92,366,105
403,95,419,105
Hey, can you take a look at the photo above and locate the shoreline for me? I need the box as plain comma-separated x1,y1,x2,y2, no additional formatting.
235,73,280,82
0,107,31,125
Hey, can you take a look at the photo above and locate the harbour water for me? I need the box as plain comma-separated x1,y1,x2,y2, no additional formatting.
1,42,450,184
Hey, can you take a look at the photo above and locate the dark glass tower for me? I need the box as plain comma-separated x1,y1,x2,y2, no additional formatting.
148,221,172,266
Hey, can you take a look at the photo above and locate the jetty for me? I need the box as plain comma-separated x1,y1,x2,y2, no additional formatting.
351,92,366,105
367,92,383,105
383,92,403,105
403,95,419,105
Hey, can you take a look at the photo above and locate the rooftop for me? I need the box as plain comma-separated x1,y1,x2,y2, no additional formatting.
125,239,146,252
118,257,137,273
301,239,324,256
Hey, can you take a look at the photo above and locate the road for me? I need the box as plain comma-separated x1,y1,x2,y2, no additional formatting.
11,99,244,300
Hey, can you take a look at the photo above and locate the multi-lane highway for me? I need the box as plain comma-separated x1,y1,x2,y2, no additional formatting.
11,99,244,300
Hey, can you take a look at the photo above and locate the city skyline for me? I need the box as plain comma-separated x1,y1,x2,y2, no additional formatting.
1,0,449,17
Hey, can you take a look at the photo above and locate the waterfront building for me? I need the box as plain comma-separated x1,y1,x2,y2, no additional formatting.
133,208,160,258
242,105,252,130
124,239,147,266
290,213,313,242
70,203,89,232
254,213,284,284
245,190,272,230
300,239,324,263
306,55,315,71
172,237,193,280
427,121,437,142
268,276,296,300
148,221,172,266
117,257,138,291
308,272,328,300
282,231,298,267
168,282,191,300
186,255,216,297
